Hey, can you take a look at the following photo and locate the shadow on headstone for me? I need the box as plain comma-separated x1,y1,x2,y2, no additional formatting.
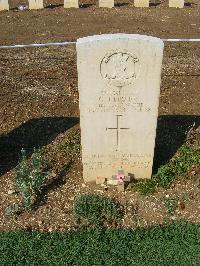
153,115,200,174
0,116,79,176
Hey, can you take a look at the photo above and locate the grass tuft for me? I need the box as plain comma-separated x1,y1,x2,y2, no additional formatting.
74,194,123,227
133,139,200,195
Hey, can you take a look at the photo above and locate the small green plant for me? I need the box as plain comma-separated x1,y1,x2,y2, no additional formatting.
133,179,157,196
164,193,191,216
164,196,179,216
74,194,123,227
5,148,48,215
62,130,81,154
133,138,200,195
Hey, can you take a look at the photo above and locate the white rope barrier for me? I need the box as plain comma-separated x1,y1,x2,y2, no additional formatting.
0,41,76,49
0,39,200,49
162,39,200,42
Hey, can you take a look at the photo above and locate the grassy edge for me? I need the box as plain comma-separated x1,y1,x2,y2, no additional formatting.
0,221,199,265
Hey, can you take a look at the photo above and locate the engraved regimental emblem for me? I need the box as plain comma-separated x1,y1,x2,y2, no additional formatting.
100,51,139,87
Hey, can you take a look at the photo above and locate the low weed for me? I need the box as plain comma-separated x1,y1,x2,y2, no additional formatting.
164,196,179,215
5,148,48,215
74,194,123,227
133,139,200,195
61,130,81,155
164,193,191,216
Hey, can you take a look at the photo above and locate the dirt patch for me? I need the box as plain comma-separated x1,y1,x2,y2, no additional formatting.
0,3,200,231
0,0,200,44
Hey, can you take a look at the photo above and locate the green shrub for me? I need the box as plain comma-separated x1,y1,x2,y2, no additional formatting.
133,178,157,196
62,130,81,154
134,139,200,195
74,194,123,227
5,148,48,215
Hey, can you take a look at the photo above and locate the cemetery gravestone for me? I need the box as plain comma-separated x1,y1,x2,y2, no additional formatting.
77,34,164,182
29,0,43,9
0,0,9,10
169,0,184,8
64,0,79,8
99,0,114,8
134,0,149,7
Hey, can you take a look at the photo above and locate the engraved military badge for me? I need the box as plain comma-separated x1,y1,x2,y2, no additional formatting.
100,50,139,87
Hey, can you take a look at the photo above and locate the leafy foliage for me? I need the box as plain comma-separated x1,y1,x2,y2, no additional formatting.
74,194,123,227
164,193,191,216
164,196,179,215
134,139,200,195
133,178,157,195
5,148,48,215
0,222,200,265
61,130,81,155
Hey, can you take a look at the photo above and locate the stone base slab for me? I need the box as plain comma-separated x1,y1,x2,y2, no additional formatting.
64,0,79,8
169,0,184,8
29,0,43,9
99,0,114,8
134,0,149,7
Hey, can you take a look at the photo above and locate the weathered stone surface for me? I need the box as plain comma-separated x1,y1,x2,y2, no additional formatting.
107,179,118,186
169,0,184,8
29,0,43,9
64,0,79,8
0,0,9,11
99,0,114,8
77,34,164,182
134,0,149,7
96,176,106,184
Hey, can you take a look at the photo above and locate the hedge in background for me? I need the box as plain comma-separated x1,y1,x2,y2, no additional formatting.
0,222,200,265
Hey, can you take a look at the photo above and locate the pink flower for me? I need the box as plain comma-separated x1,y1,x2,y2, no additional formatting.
116,173,125,183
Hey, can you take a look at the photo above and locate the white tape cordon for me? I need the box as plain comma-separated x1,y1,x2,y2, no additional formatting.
0,39,200,49
0,41,76,49
162,39,200,42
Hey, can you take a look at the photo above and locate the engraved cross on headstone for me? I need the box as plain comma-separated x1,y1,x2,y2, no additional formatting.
106,115,130,151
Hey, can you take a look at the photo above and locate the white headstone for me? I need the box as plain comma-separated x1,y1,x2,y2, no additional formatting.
29,0,43,9
134,0,149,7
77,34,164,182
169,0,184,8
0,0,9,10
99,0,114,8
64,0,79,8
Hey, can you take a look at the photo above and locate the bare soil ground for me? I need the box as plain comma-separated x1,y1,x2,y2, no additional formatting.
0,1,200,231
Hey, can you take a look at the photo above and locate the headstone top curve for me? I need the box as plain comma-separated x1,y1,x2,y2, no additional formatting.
76,34,164,46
